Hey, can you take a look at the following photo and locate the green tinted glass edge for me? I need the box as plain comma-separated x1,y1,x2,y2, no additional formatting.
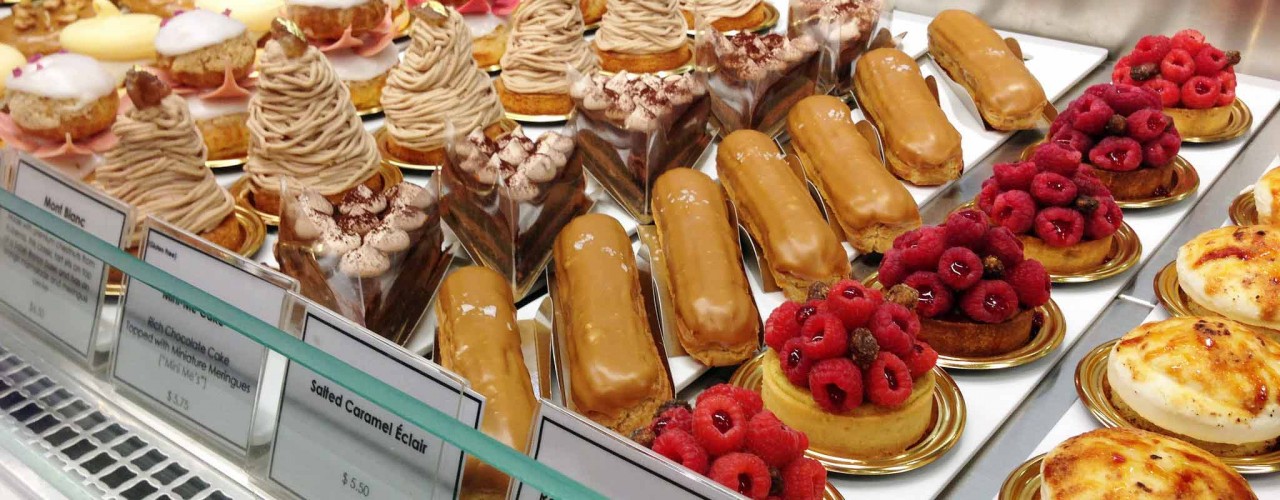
0,189,604,500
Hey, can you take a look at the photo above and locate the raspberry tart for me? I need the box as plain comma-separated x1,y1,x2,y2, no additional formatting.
1113,30,1242,139
877,211,1052,358
1042,83,1184,202
978,154,1124,275
633,385,828,500
759,280,939,458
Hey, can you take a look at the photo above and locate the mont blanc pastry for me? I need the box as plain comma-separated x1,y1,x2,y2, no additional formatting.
1,0,117,57
0,52,119,177
381,5,505,166
97,70,241,250
245,20,382,217
680,0,766,32
1176,225,1280,335
1108,317,1280,457
593,0,692,73
59,13,162,83
445,0,518,69
497,0,599,117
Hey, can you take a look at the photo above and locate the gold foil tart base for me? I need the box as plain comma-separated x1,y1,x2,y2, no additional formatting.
1076,339,1280,474
205,156,248,170
823,483,844,500
1230,188,1258,226
357,105,384,118
729,352,966,475
1182,98,1253,144
504,110,572,124
863,273,1067,370
105,205,266,296
230,162,404,226
374,119,519,172
998,454,1044,500
685,2,780,36
1018,141,1199,209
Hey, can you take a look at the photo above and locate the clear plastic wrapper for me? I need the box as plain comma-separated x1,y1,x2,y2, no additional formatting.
695,18,823,136
788,0,893,91
441,125,593,300
276,177,453,345
568,68,713,224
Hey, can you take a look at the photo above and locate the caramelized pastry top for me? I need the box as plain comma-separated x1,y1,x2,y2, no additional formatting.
927,9,1046,122
854,48,961,169
1254,165,1280,225
1177,225,1280,331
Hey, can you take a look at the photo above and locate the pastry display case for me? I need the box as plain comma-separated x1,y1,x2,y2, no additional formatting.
1,0,1280,498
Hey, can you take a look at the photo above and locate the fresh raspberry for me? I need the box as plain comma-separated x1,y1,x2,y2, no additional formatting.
744,411,805,468
652,429,710,475
993,161,1039,191
1193,45,1227,76
1130,35,1172,65
1218,70,1237,93
1100,83,1162,116
1111,63,1136,86
652,405,694,437
983,226,1026,266
1143,130,1181,168
781,458,826,500
960,280,1020,323
1125,108,1170,142
1007,259,1051,308
1086,196,1123,240
1050,128,1094,155
1034,207,1085,247
991,190,1037,233
1072,166,1111,197
1083,83,1111,98
826,280,879,330
864,353,913,407
1069,94,1114,134
877,251,909,288
1171,29,1206,54
798,313,847,361
895,226,947,271
764,302,803,352
1158,49,1195,84
780,338,815,388
937,246,983,291
709,453,771,499
692,395,748,457
1030,172,1079,207
978,178,1001,214
1143,78,1182,107
807,358,864,413
697,384,764,418
1089,137,1143,172
1049,108,1076,136
902,272,954,318
902,340,939,378
1217,77,1237,106
1181,76,1220,109
1031,142,1082,177
944,209,988,248
869,303,919,357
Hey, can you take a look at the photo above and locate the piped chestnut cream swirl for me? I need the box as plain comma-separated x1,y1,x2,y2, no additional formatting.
498,0,598,95
97,70,234,245
594,0,686,55
382,6,503,153
246,21,380,196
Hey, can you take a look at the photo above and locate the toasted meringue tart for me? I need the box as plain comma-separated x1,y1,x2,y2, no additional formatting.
1254,167,1280,225
1177,225,1280,335
1108,317,1280,456
1041,428,1256,499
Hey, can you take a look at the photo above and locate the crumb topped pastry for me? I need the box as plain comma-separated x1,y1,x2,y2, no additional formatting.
593,0,691,72
679,0,765,32
154,9,255,89
286,0,389,42
1109,316,1280,457
1,0,108,57
1041,428,1256,500
120,0,193,18
3,52,118,143
496,0,599,117
1177,225,1280,335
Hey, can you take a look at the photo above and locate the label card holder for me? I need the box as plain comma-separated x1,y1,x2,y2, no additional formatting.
262,296,485,500
511,402,740,500
0,153,132,367
110,216,296,459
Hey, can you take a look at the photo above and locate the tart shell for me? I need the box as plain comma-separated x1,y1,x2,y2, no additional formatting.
1020,233,1112,275
917,308,1035,358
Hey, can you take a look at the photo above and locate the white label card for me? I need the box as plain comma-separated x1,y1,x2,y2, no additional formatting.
112,223,292,453
268,303,484,500
511,403,739,500
1,157,129,360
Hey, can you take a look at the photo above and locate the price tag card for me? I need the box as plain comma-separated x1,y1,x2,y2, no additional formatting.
266,299,485,500
511,403,739,500
111,218,295,455
1,155,131,364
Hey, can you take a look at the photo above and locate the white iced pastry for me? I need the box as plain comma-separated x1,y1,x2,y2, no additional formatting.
325,45,400,83
154,9,247,56
7,53,116,103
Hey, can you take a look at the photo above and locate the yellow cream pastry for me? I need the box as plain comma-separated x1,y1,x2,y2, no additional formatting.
195,0,285,40
0,44,26,93
1254,165,1280,225
1041,428,1257,500
59,13,162,83
1108,316,1280,457
1176,225,1280,335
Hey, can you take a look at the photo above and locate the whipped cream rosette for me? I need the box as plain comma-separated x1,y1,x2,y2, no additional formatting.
567,68,712,224
695,21,821,135
787,0,891,91
277,177,453,344
442,126,592,299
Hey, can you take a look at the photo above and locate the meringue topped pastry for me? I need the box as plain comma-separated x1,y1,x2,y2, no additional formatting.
593,0,691,72
1108,316,1280,457
569,71,706,132
1253,164,1280,225
496,0,599,117
453,128,577,201
1041,428,1256,500
1176,225,1280,334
